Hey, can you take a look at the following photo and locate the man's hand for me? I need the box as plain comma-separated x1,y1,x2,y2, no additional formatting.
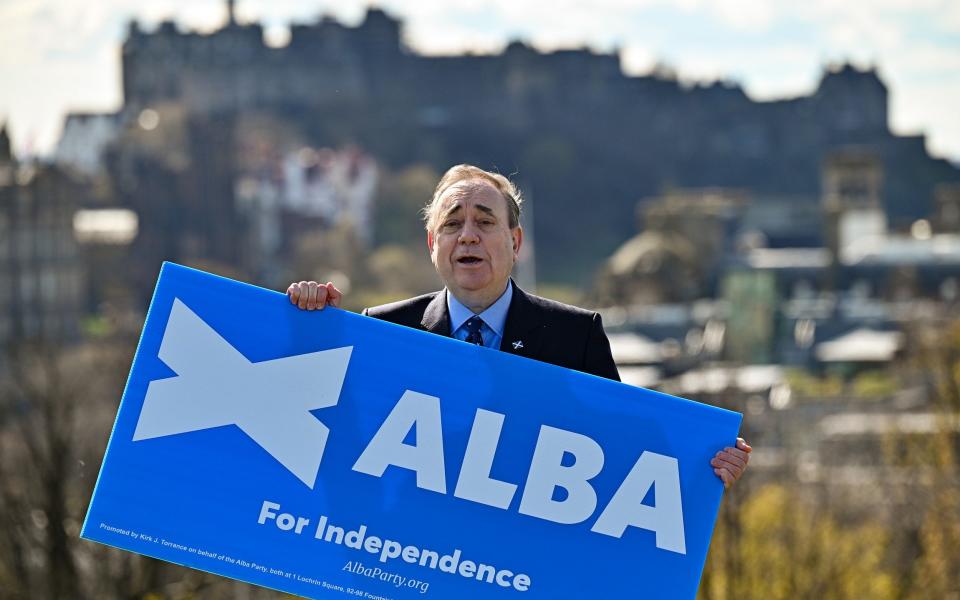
711,437,751,489
286,281,343,311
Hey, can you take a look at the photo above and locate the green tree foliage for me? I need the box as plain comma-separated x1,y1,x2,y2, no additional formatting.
902,321,960,599
373,164,439,251
356,244,440,308
700,485,898,600
700,320,960,600
909,484,960,600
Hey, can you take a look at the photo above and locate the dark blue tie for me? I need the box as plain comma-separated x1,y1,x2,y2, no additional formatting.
464,316,484,346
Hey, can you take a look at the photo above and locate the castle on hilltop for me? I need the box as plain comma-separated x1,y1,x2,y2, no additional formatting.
93,2,960,283
123,5,890,148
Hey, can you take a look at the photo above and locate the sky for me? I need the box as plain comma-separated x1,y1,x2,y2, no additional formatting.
1,0,958,162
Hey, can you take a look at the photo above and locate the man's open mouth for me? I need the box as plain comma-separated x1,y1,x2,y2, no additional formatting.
457,257,483,264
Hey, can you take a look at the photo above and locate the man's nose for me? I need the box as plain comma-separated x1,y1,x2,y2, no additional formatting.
458,221,480,243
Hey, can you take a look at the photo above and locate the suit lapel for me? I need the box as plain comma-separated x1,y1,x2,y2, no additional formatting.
500,283,545,359
420,290,451,337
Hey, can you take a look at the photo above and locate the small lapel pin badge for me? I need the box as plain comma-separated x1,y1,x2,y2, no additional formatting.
512,340,524,350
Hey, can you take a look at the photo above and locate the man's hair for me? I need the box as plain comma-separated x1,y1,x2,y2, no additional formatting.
423,164,523,231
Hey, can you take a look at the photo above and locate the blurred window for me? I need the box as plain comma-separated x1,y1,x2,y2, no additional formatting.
43,313,61,339
16,229,32,260
22,313,37,337
19,272,36,303
40,266,58,305
39,228,56,260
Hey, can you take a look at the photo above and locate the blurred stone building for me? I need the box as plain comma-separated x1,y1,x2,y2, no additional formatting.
933,183,960,233
0,125,85,346
593,189,747,305
595,144,960,379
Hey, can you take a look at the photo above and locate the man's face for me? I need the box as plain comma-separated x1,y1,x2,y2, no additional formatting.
427,179,523,306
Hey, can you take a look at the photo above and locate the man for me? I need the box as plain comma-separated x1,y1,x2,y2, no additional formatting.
288,164,750,487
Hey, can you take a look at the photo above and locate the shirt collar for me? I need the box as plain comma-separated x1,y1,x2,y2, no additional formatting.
446,280,513,339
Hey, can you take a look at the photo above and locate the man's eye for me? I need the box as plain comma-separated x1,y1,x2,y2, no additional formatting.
441,221,460,230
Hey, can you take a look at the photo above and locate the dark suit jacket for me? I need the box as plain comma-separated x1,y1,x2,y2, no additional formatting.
362,284,620,381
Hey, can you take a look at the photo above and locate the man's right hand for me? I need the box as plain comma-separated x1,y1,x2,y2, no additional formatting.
287,281,343,310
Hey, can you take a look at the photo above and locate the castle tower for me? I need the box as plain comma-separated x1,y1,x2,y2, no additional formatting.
934,183,960,234
821,148,885,270
0,122,13,186
226,0,236,26
815,64,889,135
822,149,883,213
0,121,11,163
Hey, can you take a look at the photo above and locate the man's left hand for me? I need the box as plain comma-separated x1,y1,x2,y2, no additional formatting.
711,438,751,489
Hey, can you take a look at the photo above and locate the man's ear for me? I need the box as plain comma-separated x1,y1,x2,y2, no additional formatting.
427,230,435,254
512,226,524,258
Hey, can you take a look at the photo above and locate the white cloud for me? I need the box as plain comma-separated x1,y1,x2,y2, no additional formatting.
404,25,505,55
620,45,659,75
884,44,960,74
889,80,960,161
709,0,776,31
825,12,904,52
401,0,653,56
940,1,960,32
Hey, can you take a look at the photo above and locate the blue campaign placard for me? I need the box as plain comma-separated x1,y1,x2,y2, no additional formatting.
83,262,742,599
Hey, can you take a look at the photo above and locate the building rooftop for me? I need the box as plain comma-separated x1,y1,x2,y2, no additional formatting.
815,328,903,363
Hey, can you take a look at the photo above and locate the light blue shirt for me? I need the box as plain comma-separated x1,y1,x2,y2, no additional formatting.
447,281,513,350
